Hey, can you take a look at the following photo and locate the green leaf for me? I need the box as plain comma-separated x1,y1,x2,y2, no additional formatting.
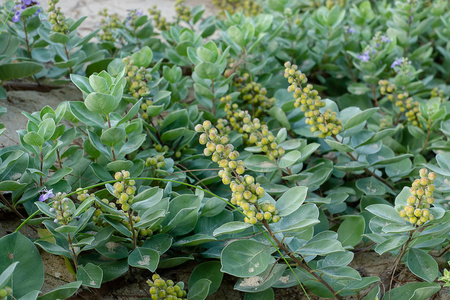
213,222,252,237
0,262,19,289
187,278,211,300
189,261,223,296
243,289,274,300
296,239,344,256
235,264,285,293
37,119,56,142
275,186,308,217
357,127,399,147
128,247,159,272
382,282,440,300
356,177,387,196
347,83,370,95
0,233,44,298
228,26,245,47
117,99,142,126
268,107,291,130
278,150,301,168
100,127,126,147
142,234,173,255
69,101,105,128
0,62,43,81
406,249,438,283
324,139,355,153
318,266,361,280
85,92,119,115
365,204,405,223
221,240,273,277
195,62,220,79
244,155,278,173
130,46,153,68
337,216,365,247
0,180,26,191
48,32,70,43
37,281,82,300
89,75,109,94
375,236,409,255
46,167,73,186
344,108,378,131
23,132,44,147
76,263,103,288
173,234,216,247
200,197,227,217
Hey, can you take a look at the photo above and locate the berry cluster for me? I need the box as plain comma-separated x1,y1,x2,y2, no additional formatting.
326,0,345,10
47,0,69,34
234,74,275,118
0,287,12,299
98,8,121,42
399,168,436,226
140,99,154,120
431,87,446,102
175,0,191,23
155,144,169,153
195,121,280,224
379,80,422,128
218,97,284,160
212,0,262,16
284,62,342,138
145,155,166,170
112,170,136,212
49,192,73,225
147,274,187,300
148,6,170,31
123,56,151,99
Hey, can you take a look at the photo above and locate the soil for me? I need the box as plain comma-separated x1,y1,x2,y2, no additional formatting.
1,1,450,299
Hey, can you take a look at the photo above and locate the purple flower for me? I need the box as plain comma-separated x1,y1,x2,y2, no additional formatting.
357,51,370,62
381,35,390,43
11,0,40,23
391,58,404,68
347,27,357,34
39,189,55,202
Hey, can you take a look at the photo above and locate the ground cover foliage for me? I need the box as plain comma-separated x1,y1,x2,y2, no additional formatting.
0,0,450,299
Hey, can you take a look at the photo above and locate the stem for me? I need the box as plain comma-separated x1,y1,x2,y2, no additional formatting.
22,20,31,58
106,114,117,160
63,43,74,74
419,121,431,154
371,84,379,107
67,233,79,272
345,53,358,83
262,220,344,300
128,210,137,249
211,78,216,117
386,230,415,299
0,193,27,220
39,146,43,186
56,148,63,169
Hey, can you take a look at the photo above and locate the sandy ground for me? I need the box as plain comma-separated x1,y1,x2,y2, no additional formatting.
41,0,217,36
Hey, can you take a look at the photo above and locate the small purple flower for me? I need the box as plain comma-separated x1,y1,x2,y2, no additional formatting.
347,27,357,34
357,51,370,62
391,58,404,68
11,0,40,23
381,35,390,43
39,189,55,202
